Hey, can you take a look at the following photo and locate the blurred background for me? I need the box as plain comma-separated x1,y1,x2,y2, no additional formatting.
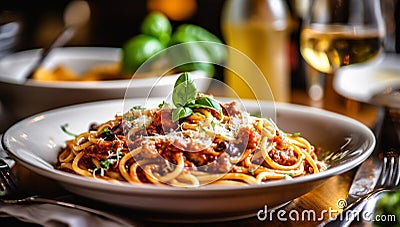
0,0,308,90
0,0,398,98
0,0,225,50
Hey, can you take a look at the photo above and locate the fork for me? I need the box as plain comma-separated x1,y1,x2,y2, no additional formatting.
0,158,133,226
321,149,400,227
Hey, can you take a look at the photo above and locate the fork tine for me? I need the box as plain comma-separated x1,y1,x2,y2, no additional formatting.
377,150,400,190
320,151,400,226
0,159,7,193
0,174,8,194
0,158,18,195
385,154,396,188
377,154,389,187
394,153,400,186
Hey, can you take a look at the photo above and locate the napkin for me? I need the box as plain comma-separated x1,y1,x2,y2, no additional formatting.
0,203,134,227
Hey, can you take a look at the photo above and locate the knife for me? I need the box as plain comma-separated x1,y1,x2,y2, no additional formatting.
345,148,382,205
318,111,383,227
347,87,400,203
321,107,400,226
345,107,386,204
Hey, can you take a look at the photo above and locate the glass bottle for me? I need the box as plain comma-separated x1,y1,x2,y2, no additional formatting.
221,0,291,102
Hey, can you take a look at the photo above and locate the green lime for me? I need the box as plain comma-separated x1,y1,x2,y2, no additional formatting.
121,34,165,74
141,12,172,46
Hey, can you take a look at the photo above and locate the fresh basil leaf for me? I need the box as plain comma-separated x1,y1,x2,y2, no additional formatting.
172,72,197,107
189,97,222,113
172,106,193,122
251,111,262,118
172,107,182,122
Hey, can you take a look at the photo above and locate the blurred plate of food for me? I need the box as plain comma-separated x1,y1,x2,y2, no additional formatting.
0,47,210,130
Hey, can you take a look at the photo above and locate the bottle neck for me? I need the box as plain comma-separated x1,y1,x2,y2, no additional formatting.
222,0,290,30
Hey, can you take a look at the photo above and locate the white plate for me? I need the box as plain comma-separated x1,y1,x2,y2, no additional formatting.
1,98,375,221
0,47,210,129
334,53,400,103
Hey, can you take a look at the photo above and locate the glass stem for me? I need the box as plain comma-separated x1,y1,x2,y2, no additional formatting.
324,72,340,108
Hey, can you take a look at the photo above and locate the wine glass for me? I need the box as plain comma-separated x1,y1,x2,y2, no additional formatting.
300,0,385,104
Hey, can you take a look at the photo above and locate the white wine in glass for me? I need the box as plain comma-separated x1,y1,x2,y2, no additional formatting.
301,25,383,74
300,0,385,102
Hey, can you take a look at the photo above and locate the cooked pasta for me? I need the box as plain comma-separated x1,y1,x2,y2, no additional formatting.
56,96,326,187
32,63,122,81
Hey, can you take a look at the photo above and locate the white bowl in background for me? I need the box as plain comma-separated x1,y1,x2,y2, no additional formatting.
0,47,210,130
334,53,400,103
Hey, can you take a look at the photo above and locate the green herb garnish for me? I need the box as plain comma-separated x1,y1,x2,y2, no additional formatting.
61,123,78,137
210,120,216,130
190,96,221,111
199,165,209,171
99,151,124,170
198,123,207,132
100,159,115,170
131,105,145,111
172,72,198,107
171,72,222,121
289,132,301,137
251,111,262,118
158,100,171,109
123,114,138,121
249,168,255,175
100,127,111,136
172,106,193,122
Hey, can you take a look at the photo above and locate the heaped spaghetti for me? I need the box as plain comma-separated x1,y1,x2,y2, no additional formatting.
56,72,326,187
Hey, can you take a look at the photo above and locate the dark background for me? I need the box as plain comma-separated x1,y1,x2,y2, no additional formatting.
0,0,316,89
0,0,227,50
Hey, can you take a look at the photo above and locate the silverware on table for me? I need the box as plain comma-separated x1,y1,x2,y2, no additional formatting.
345,107,386,205
320,107,400,226
321,150,400,227
0,158,133,226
